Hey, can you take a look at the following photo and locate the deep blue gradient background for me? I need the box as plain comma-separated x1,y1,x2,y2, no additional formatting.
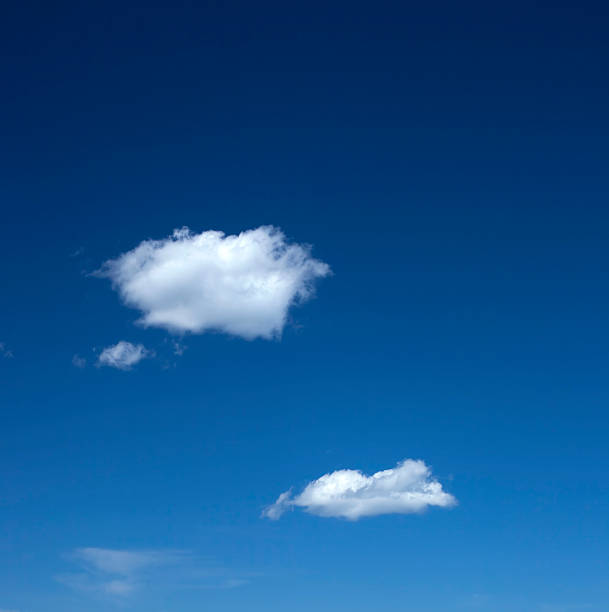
1,2,608,610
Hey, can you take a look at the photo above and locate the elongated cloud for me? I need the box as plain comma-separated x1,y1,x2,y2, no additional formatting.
57,548,249,598
97,341,150,370
58,548,188,597
97,226,330,340
263,459,456,520
75,548,169,575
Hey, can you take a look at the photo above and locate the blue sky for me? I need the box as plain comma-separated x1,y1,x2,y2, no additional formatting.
1,1,609,611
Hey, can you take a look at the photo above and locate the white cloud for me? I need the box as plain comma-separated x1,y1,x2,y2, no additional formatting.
0,342,13,358
97,341,150,370
97,226,330,340
263,459,456,520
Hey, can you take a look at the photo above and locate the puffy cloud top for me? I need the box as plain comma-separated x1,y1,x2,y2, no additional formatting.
263,459,456,520
98,226,330,340
97,341,150,370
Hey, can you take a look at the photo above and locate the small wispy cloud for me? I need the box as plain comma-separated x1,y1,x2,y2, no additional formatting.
96,226,330,340
57,547,250,600
77,548,173,575
0,342,13,358
72,354,86,368
263,459,456,520
172,339,186,356
97,341,151,370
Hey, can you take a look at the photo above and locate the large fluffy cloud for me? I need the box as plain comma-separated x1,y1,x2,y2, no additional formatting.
97,226,330,340
97,341,150,370
263,459,456,520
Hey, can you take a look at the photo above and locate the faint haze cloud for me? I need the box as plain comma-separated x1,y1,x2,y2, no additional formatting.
72,355,86,368
172,339,186,356
56,547,251,600
458,593,492,609
57,548,188,598
96,226,330,341
539,604,596,611
264,459,456,520
0,342,13,358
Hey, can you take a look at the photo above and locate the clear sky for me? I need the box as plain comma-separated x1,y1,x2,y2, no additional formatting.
1,2,608,611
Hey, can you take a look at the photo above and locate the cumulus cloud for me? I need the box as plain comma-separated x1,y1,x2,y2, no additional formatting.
97,226,330,340
0,342,13,358
57,547,249,598
263,459,456,520
97,341,150,370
